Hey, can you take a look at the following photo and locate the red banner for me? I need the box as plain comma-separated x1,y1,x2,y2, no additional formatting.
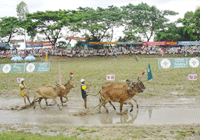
67,37,89,40
142,41,167,46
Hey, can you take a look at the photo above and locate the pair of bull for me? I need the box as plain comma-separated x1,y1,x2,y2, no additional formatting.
32,77,145,114
98,77,145,114
32,79,75,110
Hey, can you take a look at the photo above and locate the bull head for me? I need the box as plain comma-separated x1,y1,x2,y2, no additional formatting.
138,76,143,81
64,75,73,86
64,80,75,88
137,77,146,90
126,79,132,85
130,82,143,93
134,83,143,93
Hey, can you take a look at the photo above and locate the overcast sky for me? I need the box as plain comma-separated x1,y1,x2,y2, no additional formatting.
1,0,200,20
0,0,200,42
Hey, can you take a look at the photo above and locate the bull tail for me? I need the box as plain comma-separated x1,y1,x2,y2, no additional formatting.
87,90,101,96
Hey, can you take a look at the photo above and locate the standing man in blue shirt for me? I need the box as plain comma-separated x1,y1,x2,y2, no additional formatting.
80,79,90,109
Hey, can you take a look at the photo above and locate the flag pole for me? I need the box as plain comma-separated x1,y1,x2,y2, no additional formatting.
59,62,61,85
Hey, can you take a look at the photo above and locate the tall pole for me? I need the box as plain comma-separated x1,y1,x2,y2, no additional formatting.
23,9,26,51
59,62,62,85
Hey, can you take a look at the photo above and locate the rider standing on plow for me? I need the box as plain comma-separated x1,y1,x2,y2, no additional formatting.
19,79,31,107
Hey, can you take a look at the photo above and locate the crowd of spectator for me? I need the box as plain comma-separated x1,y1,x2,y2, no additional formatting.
0,45,200,59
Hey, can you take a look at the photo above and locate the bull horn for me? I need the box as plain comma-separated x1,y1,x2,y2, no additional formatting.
69,74,73,81
139,75,144,80
129,82,133,87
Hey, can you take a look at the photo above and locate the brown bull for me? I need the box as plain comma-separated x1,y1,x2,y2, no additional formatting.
32,83,63,110
42,80,75,106
101,77,145,110
99,83,143,114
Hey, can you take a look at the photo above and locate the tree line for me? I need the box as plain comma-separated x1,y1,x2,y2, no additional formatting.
0,1,199,46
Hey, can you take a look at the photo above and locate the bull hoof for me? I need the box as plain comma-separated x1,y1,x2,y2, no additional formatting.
48,103,56,106
137,105,139,108
113,107,116,110
116,112,123,115
106,110,109,113
130,109,133,112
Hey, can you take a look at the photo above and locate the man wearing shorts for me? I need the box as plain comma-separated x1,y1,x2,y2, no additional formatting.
19,79,31,106
80,79,90,109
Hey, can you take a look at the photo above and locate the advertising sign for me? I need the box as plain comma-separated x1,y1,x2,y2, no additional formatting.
17,78,24,83
117,42,142,45
142,41,167,46
1,62,50,73
26,44,43,48
158,58,200,69
177,41,200,46
188,74,197,80
174,58,187,68
166,41,178,45
67,37,89,40
26,41,53,48
106,75,115,81
89,42,117,45
0,42,10,49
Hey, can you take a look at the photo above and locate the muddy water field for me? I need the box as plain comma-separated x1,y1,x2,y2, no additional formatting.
0,94,200,139
1,56,200,139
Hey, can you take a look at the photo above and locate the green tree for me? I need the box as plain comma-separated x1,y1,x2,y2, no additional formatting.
77,6,122,42
26,10,77,45
154,23,183,41
121,3,178,42
16,1,29,21
178,9,200,41
122,27,142,42
24,19,37,41
0,17,20,42
193,7,200,40
103,5,123,42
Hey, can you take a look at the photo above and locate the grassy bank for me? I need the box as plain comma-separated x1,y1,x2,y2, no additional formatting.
0,131,79,140
0,124,200,140
0,55,200,99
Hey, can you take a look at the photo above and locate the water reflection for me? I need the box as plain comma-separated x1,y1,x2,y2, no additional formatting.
99,109,139,124
148,108,153,119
